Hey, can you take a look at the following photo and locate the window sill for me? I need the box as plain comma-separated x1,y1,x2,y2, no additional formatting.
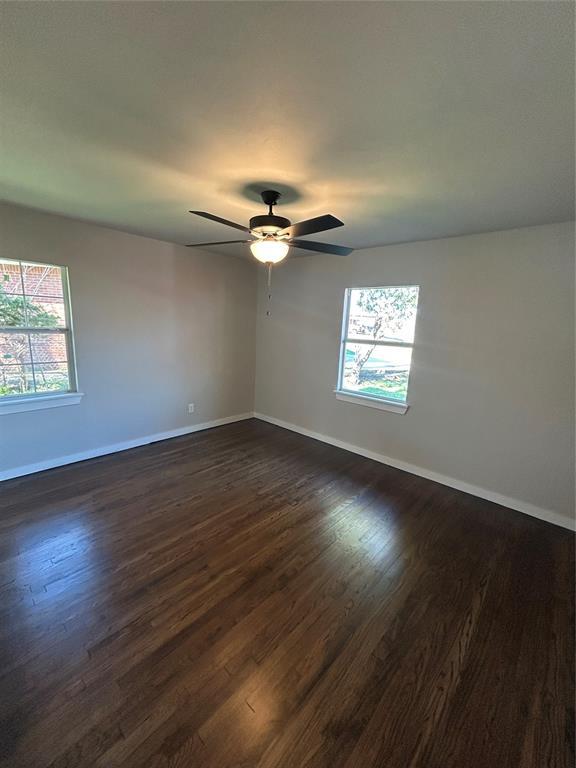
334,390,409,414
0,392,84,415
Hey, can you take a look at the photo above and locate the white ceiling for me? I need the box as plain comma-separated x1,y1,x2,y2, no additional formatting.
0,1,574,258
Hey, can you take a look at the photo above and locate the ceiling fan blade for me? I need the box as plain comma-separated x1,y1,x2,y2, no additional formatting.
188,211,251,233
289,239,354,257
278,214,344,239
185,240,253,247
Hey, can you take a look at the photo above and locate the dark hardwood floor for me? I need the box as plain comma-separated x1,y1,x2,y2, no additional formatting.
0,418,573,768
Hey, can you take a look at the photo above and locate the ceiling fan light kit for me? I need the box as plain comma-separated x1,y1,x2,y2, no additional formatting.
186,189,354,266
250,239,290,264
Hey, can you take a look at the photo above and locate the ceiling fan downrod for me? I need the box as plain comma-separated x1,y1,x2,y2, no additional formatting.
249,191,291,236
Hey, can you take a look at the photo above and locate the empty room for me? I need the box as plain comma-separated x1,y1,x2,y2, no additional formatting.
0,2,574,767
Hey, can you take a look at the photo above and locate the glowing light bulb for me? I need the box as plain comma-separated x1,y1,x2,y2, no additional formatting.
250,239,289,264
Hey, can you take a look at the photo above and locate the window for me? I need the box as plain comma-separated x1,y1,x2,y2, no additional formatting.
336,286,419,413
0,259,80,411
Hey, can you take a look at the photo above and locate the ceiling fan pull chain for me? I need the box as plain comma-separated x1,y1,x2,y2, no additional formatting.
266,263,272,318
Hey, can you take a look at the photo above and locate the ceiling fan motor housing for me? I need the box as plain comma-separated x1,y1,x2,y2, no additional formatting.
187,187,351,255
249,214,291,235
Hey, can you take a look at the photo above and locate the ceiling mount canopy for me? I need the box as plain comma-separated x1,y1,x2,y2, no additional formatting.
186,189,354,265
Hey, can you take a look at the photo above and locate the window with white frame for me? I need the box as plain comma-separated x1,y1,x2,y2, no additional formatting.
0,259,77,400
337,286,419,406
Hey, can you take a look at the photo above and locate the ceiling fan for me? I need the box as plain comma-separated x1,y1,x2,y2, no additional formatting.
186,190,353,264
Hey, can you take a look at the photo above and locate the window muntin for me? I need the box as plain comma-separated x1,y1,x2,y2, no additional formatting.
0,259,76,399
337,286,419,404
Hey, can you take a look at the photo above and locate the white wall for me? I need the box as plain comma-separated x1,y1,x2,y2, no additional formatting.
0,203,257,473
255,222,575,526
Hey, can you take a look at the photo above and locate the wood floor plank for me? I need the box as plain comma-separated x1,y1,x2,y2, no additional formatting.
0,419,573,768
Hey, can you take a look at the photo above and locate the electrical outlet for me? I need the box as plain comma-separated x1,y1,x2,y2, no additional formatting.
188,403,195,414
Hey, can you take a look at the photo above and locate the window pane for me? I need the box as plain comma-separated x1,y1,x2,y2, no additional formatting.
341,342,413,402
24,296,66,328
30,332,68,364
347,286,419,343
22,263,64,299
0,334,32,397
0,363,34,397
34,362,70,393
0,333,31,367
0,294,26,327
0,261,24,297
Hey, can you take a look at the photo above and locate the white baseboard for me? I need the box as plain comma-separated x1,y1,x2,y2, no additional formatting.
0,412,254,482
4,409,573,532
254,412,575,532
